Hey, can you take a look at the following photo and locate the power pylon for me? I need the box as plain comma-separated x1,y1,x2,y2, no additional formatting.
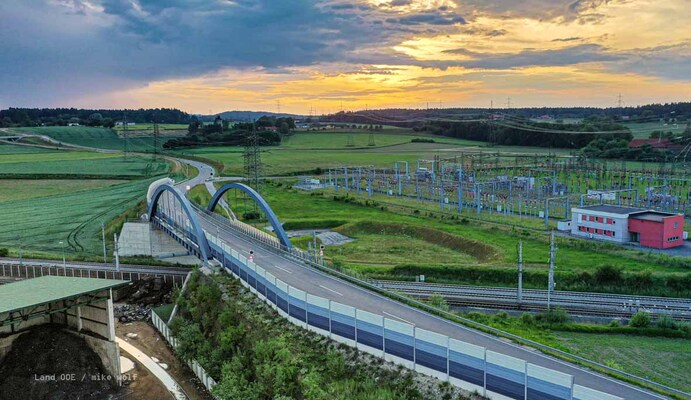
243,122,263,192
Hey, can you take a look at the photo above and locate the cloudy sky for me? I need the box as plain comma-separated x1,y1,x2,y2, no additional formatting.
1,0,690,113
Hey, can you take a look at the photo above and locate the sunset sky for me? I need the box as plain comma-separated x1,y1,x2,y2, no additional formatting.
1,0,690,114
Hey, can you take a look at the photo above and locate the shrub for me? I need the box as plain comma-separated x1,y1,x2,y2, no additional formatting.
0,248,8,257
630,311,651,328
539,307,569,324
608,320,620,328
594,265,622,285
520,313,535,326
655,314,678,330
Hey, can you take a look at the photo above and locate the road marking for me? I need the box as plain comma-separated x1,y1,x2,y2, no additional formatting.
318,284,343,296
273,265,292,274
382,311,413,325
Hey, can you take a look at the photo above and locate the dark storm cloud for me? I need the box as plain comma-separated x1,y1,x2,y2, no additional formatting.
444,44,623,69
0,0,467,106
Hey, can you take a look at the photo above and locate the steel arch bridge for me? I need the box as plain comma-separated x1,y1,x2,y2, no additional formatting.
147,184,212,263
208,183,292,249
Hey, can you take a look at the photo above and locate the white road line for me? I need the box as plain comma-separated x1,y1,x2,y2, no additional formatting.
273,265,292,274
382,311,413,325
318,284,343,296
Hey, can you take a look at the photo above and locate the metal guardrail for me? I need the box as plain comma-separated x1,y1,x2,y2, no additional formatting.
187,212,690,399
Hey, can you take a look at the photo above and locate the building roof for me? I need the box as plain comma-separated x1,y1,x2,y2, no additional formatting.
0,276,129,315
630,211,679,223
574,204,645,215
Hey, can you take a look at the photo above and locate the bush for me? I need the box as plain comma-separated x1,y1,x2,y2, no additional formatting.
594,265,622,285
630,311,651,328
0,248,8,257
520,313,535,326
242,211,261,220
539,307,569,324
655,314,678,330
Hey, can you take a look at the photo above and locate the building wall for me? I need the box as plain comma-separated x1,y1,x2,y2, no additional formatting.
629,215,684,249
570,208,629,243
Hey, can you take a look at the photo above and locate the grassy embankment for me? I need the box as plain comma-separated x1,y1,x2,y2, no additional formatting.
169,271,470,400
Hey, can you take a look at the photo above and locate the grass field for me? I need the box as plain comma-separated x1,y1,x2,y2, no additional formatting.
625,121,688,138
0,143,169,178
112,123,188,132
554,332,691,392
11,126,181,152
0,179,127,202
0,178,159,254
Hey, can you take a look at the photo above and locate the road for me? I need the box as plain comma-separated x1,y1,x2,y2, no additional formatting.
168,157,672,400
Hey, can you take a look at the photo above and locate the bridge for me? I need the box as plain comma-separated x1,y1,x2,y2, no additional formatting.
143,168,677,400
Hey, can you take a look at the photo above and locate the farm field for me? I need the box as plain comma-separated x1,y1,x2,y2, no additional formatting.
0,143,169,178
0,179,127,202
0,178,158,254
554,332,691,392
112,123,188,131
624,121,687,138
0,143,172,257
176,129,524,176
10,126,181,152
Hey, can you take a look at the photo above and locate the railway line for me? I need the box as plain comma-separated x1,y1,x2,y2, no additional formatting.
373,280,691,320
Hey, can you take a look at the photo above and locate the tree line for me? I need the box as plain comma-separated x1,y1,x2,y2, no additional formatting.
163,115,294,149
0,107,190,128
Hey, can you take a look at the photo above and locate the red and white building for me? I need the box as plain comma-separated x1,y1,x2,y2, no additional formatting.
571,205,685,249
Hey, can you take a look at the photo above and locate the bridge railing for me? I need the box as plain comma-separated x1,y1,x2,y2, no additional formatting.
204,233,623,400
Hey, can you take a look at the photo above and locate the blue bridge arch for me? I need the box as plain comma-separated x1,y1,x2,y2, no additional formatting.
148,184,212,263
207,183,293,249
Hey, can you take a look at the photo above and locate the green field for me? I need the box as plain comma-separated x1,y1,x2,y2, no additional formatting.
0,142,169,178
625,121,688,138
0,179,127,202
555,332,691,392
11,126,181,152
0,178,158,254
112,123,188,132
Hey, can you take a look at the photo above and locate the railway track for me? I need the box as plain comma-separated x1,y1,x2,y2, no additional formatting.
373,280,691,320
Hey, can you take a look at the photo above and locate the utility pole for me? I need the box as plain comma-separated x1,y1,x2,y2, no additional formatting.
114,233,120,272
123,112,129,161
153,121,160,160
547,231,557,310
18,235,23,266
505,97,512,109
101,222,107,264
518,240,523,305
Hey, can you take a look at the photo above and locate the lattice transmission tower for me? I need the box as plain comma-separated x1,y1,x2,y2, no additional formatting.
243,123,263,192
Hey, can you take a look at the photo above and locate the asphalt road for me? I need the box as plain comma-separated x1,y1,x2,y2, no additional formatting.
170,157,670,399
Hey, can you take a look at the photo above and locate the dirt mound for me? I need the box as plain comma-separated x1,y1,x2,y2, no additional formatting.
117,275,173,306
0,325,119,400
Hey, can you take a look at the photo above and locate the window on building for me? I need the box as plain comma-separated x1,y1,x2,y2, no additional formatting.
613,231,616,237
579,226,586,232
596,217,604,223
607,218,613,224
589,216,595,222
674,222,678,229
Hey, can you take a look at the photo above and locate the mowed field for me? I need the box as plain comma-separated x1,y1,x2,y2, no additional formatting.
11,126,181,152
555,332,691,392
